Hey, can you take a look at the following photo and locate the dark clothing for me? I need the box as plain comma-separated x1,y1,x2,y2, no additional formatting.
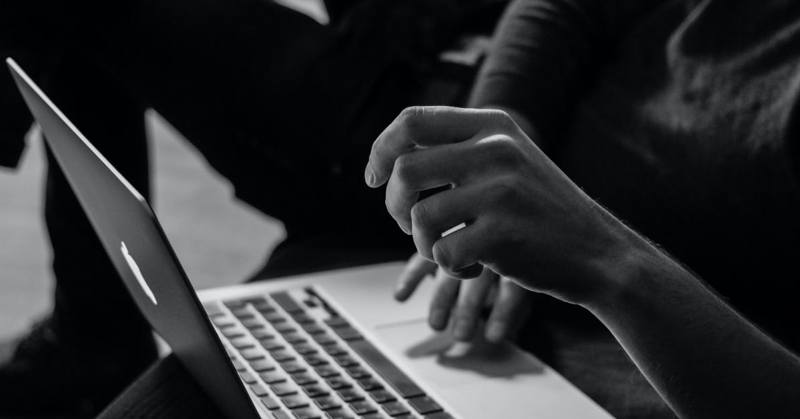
472,0,800,353
0,0,496,415
1,0,495,331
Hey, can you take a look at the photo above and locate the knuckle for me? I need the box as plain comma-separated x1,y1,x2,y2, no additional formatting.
484,134,523,167
490,177,521,203
392,154,415,185
432,241,455,271
486,108,515,131
398,106,427,130
410,201,432,230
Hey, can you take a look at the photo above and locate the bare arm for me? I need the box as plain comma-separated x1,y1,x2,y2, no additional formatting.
588,229,800,418
366,106,800,418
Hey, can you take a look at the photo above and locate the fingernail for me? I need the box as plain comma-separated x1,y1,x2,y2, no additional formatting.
364,164,376,187
485,321,506,342
453,320,474,341
429,309,447,330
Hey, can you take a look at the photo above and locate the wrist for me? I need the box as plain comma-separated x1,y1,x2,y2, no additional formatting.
578,216,663,313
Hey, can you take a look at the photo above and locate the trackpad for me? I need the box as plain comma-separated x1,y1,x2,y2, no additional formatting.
373,319,545,388
372,320,612,419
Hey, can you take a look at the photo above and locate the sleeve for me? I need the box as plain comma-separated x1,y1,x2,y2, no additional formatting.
468,0,666,144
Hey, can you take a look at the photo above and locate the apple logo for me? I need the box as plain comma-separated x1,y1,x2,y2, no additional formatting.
121,241,158,306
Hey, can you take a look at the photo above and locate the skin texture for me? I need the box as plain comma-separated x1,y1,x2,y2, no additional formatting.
366,106,800,418
394,254,530,342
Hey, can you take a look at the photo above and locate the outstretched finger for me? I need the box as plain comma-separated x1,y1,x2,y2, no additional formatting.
451,268,497,341
484,278,532,343
428,269,461,331
395,253,437,301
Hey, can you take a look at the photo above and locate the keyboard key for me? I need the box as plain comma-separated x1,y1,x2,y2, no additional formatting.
303,384,330,398
238,371,257,384
251,328,274,340
345,366,370,379
231,307,253,319
281,361,307,374
271,292,304,313
291,407,322,419
348,340,425,398
260,339,284,351
242,318,264,330
381,401,410,417
271,350,296,362
281,395,310,409
407,396,442,415
260,371,288,384
271,382,299,397
324,409,355,419
240,348,265,361
230,337,255,349
324,317,350,329
349,400,377,415
423,413,454,419
313,365,339,378
332,327,362,342
221,328,245,339
290,312,314,324
322,345,347,356
336,388,365,402
249,382,269,397
361,414,385,419
313,396,341,411
249,358,276,372
213,319,236,329
263,312,288,324
357,378,383,391
291,372,318,386
275,324,298,334
224,299,247,309
240,296,269,307
260,395,281,410
304,354,329,366
333,355,358,368
302,324,327,335
369,390,396,403
284,332,307,344
312,334,337,346
325,376,352,390
293,342,317,355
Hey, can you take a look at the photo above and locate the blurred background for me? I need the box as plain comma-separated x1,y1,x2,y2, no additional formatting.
0,111,285,340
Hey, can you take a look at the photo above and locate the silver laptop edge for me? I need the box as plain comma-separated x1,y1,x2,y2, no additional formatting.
7,57,612,419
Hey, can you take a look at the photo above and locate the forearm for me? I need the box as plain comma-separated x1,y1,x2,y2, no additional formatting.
585,225,800,418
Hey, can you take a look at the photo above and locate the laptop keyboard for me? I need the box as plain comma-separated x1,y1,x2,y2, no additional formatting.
204,289,454,419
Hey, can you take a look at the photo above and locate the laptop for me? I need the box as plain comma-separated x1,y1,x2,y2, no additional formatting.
6,58,610,419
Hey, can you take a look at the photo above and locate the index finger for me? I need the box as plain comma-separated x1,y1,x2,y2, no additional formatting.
365,106,508,188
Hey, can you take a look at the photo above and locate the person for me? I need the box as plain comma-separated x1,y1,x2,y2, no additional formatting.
102,0,800,417
363,0,800,416
0,0,506,416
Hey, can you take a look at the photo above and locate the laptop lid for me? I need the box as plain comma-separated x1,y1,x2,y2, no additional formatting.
6,58,260,419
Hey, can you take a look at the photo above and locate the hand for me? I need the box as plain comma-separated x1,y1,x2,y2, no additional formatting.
396,253,531,343
365,106,629,305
